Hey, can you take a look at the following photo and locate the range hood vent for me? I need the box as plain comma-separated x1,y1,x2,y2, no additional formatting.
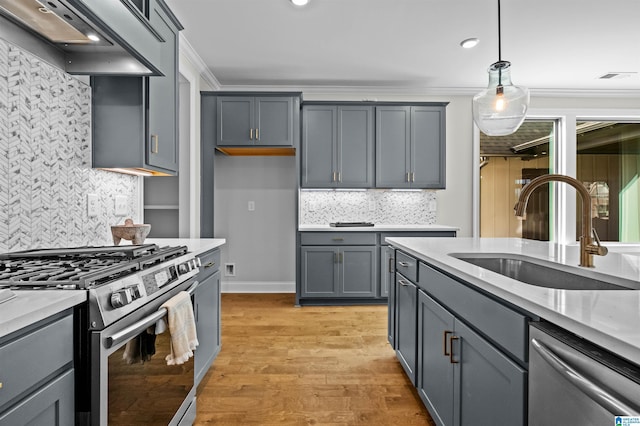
0,0,164,75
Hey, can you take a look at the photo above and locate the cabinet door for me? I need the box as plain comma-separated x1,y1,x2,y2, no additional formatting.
0,369,74,426
300,247,339,297
376,106,411,188
217,96,255,146
339,246,376,297
418,291,455,426
301,105,337,188
256,97,294,146
384,246,395,347
194,270,221,386
395,273,418,384
337,106,374,187
410,106,446,189
454,320,526,426
147,1,179,171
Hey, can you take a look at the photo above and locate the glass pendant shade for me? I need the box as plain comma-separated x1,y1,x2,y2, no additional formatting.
472,61,530,136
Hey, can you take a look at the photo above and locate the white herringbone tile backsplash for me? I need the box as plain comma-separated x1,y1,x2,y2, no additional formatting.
0,38,140,252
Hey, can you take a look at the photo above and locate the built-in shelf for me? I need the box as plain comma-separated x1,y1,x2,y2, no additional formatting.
144,204,179,210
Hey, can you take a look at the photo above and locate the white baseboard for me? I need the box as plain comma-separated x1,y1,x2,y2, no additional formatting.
221,281,296,293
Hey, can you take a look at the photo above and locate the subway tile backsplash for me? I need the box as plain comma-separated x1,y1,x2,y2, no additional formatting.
299,190,437,225
0,38,140,252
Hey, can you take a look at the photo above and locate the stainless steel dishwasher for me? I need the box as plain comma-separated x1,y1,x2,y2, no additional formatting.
529,322,640,425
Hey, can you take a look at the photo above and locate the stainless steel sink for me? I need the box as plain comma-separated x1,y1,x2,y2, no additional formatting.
451,253,639,290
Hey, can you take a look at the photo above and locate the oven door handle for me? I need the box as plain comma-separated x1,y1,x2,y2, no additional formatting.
104,280,199,349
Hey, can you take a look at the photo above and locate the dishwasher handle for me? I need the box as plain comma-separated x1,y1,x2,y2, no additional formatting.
531,338,640,416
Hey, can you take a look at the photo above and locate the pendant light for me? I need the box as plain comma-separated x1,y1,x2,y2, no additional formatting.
472,0,529,136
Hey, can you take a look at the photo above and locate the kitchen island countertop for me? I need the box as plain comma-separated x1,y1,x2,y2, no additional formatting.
299,224,459,232
386,237,640,366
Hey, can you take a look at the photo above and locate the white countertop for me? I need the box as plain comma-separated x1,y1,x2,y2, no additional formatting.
299,224,459,232
0,290,86,339
386,237,640,366
0,238,226,339
146,238,226,255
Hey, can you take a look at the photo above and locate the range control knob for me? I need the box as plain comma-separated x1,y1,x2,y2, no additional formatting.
178,262,192,275
110,288,133,308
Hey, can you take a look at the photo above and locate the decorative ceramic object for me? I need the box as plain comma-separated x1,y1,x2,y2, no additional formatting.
111,219,151,245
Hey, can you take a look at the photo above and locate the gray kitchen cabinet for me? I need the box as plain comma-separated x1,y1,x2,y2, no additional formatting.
417,290,527,426
91,0,182,175
300,246,377,299
217,95,296,147
376,105,446,189
0,311,75,425
383,246,396,347
395,271,418,385
301,105,374,188
194,248,221,386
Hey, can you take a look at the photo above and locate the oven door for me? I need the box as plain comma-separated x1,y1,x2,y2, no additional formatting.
90,278,198,426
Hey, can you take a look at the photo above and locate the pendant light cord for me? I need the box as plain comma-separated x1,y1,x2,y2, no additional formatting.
497,0,502,62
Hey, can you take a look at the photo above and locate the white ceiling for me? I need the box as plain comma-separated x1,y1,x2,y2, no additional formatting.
165,0,640,94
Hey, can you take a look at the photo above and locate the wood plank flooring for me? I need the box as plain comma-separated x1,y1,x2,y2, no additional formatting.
195,293,435,425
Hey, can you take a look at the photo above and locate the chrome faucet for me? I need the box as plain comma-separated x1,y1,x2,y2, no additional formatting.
514,174,608,267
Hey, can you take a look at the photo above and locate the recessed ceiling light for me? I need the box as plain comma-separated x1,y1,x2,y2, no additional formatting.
460,38,479,49
291,0,309,5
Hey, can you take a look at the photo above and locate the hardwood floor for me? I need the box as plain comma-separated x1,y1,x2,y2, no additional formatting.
195,293,435,425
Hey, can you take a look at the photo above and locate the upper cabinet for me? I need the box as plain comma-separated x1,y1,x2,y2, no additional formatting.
301,104,374,188
91,0,182,175
217,96,297,147
376,105,446,189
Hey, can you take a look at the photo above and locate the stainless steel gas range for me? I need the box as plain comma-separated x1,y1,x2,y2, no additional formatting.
0,244,202,425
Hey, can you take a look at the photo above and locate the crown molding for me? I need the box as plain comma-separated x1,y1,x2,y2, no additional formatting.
178,33,221,90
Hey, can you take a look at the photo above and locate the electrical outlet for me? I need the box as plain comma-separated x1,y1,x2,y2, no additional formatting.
248,201,255,211
225,263,236,277
114,195,128,216
87,194,99,217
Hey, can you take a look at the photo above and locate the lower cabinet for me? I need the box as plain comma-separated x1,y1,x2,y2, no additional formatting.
417,291,526,426
300,246,376,298
395,272,418,385
194,248,222,387
390,249,531,426
383,246,396,347
0,311,75,426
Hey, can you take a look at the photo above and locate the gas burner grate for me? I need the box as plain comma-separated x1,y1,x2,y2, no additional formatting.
0,244,189,290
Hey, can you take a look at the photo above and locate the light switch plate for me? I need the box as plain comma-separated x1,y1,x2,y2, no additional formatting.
87,194,99,217
115,196,127,216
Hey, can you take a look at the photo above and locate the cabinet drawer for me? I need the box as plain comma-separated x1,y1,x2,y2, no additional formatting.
300,232,376,245
380,231,456,243
0,313,74,408
418,262,529,362
395,251,418,282
198,248,221,280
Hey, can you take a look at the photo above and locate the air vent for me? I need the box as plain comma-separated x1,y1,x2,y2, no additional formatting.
598,72,638,80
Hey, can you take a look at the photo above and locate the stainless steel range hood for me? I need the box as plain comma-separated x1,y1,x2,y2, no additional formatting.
0,0,165,75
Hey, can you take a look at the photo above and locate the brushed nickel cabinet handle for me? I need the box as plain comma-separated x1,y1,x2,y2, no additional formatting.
250,128,254,140
339,253,343,263
151,134,159,153
332,172,336,182
388,257,394,273
204,262,215,268
406,172,410,182
449,336,459,364
334,252,338,263
337,172,341,182
411,172,415,182
398,279,410,287
398,261,411,267
332,237,344,241
256,128,259,140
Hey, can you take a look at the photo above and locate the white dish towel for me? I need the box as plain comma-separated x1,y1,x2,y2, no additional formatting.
161,291,199,365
